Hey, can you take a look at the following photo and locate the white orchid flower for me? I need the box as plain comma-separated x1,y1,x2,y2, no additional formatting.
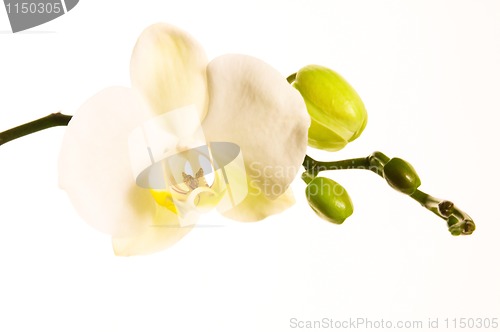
58,23,310,256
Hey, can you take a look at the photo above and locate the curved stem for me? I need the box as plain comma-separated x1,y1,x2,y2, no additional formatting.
303,153,475,236
0,113,72,146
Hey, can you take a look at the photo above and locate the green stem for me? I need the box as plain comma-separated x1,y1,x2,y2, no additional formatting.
303,154,372,174
303,153,475,236
301,171,315,184
0,112,72,146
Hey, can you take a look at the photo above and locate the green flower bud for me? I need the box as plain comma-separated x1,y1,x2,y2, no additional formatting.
305,177,354,224
382,158,421,195
447,215,475,236
292,65,368,151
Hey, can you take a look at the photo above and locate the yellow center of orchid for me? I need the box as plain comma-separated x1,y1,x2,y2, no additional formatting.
148,159,223,217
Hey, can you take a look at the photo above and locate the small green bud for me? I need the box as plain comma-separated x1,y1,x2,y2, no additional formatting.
438,201,454,218
447,215,475,236
382,158,421,195
292,65,368,151
305,177,354,224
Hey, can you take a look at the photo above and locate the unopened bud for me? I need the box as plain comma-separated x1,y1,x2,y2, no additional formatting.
305,177,354,224
382,158,421,195
292,65,368,151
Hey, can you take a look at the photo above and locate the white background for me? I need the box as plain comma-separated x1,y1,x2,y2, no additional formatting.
1,1,499,331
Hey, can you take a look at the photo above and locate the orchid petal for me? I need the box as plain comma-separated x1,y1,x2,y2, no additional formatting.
130,23,208,119
202,54,309,219
59,87,154,236
112,204,194,256
221,182,295,221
